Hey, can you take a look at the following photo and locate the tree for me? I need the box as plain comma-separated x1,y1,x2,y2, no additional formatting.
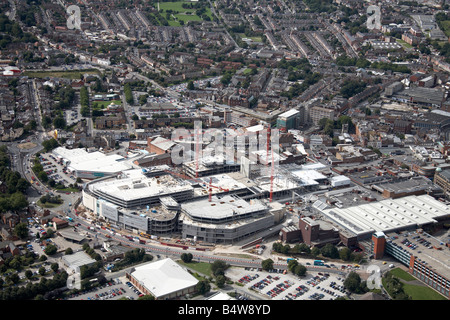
139,94,148,105
42,138,59,152
124,83,134,104
53,116,66,129
51,263,59,273
344,271,363,293
138,295,155,300
216,275,226,288
13,222,28,239
9,258,21,270
38,266,46,276
25,270,33,280
321,243,339,259
298,243,310,254
9,192,28,211
44,244,57,256
211,260,228,277
196,280,211,295
339,247,351,261
311,247,320,257
288,259,299,271
294,264,307,277
181,253,193,263
38,170,48,183
261,258,274,271
187,80,195,90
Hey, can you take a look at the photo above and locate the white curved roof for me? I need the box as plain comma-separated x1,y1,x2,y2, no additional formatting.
130,258,198,299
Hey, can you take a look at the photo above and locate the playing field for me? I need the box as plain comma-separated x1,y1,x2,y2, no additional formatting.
23,69,101,80
158,1,213,26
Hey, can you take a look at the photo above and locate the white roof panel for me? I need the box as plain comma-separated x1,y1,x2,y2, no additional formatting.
130,258,198,299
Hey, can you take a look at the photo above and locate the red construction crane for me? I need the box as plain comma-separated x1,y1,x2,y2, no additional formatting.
270,148,274,203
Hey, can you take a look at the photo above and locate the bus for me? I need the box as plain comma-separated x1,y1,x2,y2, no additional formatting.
314,260,324,266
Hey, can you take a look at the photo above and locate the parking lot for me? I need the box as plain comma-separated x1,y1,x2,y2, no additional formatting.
227,267,349,300
66,276,143,300
36,152,78,187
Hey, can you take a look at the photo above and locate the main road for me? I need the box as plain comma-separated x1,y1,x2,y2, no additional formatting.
67,207,355,276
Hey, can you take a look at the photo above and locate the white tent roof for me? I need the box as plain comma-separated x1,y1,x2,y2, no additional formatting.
130,258,198,299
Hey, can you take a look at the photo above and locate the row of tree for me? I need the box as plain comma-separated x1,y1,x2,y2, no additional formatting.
80,86,90,117
0,146,29,214
272,241,365,264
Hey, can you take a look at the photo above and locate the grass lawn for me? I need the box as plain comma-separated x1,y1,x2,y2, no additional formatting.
177,260,212,278
158,1,213,26
388,268,416,281
402,282,447,300
92,99,122,109
396,39,413,49
384,268,447,300
36,199,62,208
55,187,80,193
439,20,450,37
243,68,253,75
237,33,263,42
23,69,101,80
159,1,201,12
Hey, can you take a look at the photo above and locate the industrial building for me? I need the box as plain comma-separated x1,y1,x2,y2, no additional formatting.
52,147,132,179
126,258,199,300
61,251,97,270
317,194,450,240
372,176,442,199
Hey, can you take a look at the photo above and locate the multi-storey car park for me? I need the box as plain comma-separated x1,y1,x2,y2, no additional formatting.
308,194,450,299
372,229,450,299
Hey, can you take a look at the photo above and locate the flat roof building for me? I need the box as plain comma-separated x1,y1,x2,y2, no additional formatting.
52,147,132,179
61,251,97,270
180,194,274,243
319,194,450,239
83,169,194,209
126,258,198,300
371,230,450,299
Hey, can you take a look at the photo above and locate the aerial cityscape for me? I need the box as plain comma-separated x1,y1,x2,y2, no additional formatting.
0,0,450,305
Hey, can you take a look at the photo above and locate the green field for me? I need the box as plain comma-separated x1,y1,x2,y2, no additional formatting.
23,69,101,80
158,1,202,12
237,33,263,42
388,267,416,281
158,1,213,26
396,39,413,49
439,20,450,37
384,268,447,300
177,260,212,278
92,99,122,109
402,282,447,300
36,199,62,209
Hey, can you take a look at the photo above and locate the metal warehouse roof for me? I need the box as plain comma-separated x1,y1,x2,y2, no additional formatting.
320,195,450,236
130,258,198,299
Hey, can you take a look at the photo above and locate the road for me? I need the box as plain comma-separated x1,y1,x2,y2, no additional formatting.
66,206,384,279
